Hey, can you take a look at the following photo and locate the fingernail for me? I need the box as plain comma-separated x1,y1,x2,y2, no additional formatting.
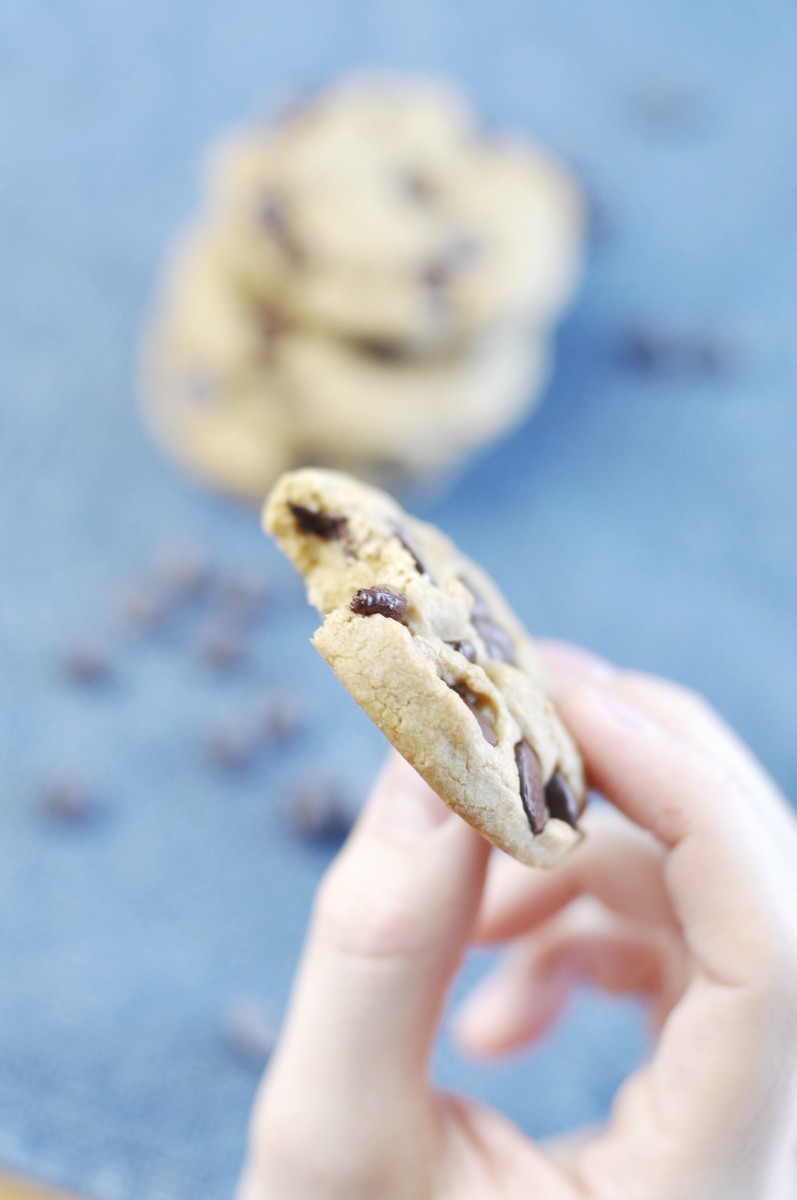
368,760,453,836
593,687,663,737
537,640,615,685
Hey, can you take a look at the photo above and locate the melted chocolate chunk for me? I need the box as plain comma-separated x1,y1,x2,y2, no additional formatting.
394,527,433,580
515,739,547,834
350,586,409,623
289,503,347,540
464,583,517,665
449,682,498,746
446,639,478,663
544,770,580,829
259,194,306,266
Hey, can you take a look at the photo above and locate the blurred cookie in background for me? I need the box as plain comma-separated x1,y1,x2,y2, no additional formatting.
140,73,584,501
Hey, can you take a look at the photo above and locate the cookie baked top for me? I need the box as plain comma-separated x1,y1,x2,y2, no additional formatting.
264,468,586,866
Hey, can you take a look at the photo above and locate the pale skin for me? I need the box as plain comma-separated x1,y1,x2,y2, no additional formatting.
237,642,797,1200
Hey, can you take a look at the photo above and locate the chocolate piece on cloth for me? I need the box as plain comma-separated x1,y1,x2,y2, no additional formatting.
264,468,586,868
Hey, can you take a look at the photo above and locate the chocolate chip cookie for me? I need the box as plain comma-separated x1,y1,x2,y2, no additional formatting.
264,468,585,866
141,230,550,499
210,74,584,353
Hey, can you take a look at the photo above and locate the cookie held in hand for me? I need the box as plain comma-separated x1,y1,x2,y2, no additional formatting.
264,469,586,866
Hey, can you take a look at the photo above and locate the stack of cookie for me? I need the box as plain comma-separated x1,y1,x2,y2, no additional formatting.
141,75,585,501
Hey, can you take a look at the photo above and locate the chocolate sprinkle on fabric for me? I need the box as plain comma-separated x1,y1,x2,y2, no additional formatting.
288,503,347,540
544,770,580,828
515,739,547,834
350,586,409,623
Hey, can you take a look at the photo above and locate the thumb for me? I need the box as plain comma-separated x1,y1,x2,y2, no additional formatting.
260,751,489,1134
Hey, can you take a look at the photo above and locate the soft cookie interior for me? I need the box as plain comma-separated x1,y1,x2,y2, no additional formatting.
264,467,586,867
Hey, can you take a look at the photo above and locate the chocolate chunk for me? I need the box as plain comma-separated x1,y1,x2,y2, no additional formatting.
515,740,547,834
350,586,409,623
259,194,306,266
446,639,478,663
288,503,347,540
356,338,410,363
463,583,517,665
393,527,432,579
449,682,498,746
399,168,436,203
259,305,289,363
423,236,483,289
544,770,580,829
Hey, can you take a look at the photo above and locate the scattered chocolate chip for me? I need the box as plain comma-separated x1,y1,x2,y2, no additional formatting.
222,996,278,1068
288,503,347,540
544,770,580,829
463,583,517,665
286,778,353,843
629,81,706,136
215,572,270,626
621,330,735,376
205,726,258,773
350,586,409,623
196,627,248,672
446,639,478,663
118,586,168,633
154,543,213,604
60,642,113,686
515,740,547,834
256,692,304,745
448,682,498,746
40,777,97,824
259,193,306,266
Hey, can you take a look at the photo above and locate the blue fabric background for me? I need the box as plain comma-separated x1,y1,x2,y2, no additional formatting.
1,2,796,1197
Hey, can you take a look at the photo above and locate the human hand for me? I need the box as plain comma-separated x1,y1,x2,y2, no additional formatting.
237,644,797,1200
